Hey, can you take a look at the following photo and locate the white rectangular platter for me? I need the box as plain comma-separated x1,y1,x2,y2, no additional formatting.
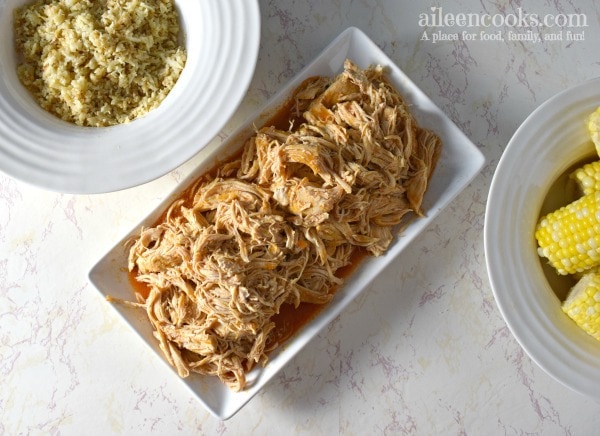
88,27,485,420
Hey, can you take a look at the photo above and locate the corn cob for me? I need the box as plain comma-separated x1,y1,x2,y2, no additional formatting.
562,271,600,340
570,161,600,195
587,106,600,156
535,191,600,275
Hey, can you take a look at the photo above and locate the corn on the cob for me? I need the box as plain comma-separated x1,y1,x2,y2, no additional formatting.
570,161,600,195
565,109,600,203
562,271,600,340
587,106,600,156
535,191,600,275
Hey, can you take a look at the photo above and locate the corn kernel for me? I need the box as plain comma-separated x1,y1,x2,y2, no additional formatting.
569,161,600,195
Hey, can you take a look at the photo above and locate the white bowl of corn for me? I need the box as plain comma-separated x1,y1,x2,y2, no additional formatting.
485,78,600,401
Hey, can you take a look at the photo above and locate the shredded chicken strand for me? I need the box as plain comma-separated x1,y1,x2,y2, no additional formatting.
118,59,442,391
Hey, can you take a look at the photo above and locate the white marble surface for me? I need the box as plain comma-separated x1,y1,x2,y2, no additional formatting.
2,0,600,434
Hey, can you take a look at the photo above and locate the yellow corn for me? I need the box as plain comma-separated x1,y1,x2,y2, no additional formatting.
570,161,600,195
535,191,600,275
562,271,600,340
587,106,600,156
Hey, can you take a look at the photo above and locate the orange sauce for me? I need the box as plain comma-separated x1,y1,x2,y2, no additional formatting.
266,247,368,347
128,268,151,300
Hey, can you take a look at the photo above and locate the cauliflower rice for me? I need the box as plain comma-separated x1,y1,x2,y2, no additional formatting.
14,0,187,127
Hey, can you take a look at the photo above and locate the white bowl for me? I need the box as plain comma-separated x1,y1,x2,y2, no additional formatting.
485,77,600,401
0,0,260,193
89,27,485,419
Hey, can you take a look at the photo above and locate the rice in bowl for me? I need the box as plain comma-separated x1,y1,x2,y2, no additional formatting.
13,0,187,127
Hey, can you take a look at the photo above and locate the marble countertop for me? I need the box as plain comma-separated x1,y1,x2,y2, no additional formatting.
3,0,600,434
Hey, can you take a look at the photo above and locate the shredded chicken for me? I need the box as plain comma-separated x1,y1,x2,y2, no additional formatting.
121,60,442,391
